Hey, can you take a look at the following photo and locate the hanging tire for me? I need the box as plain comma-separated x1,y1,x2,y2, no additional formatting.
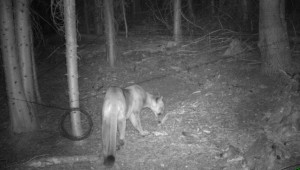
60,108,93,141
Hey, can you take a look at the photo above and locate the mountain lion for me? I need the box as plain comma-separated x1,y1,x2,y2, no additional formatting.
102,84,164,167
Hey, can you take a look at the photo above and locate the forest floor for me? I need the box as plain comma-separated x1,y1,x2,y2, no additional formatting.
1,31,300,170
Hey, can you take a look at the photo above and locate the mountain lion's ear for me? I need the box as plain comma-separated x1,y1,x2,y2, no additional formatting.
159,96,163,101
156,96,163,102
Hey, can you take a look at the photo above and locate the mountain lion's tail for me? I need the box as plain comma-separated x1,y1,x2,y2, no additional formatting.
102,107,118,167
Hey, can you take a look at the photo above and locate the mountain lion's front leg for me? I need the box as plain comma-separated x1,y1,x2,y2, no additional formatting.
129,112,149,136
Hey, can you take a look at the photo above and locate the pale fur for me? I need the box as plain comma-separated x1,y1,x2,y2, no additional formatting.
102,84,164,167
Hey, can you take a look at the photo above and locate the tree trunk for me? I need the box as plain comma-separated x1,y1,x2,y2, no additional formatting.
104,0,116,67
173,0,182,43
132,0,141,16
83,0,90,34
64,0,82,137
30,27,42,103
211,0,215,15
187,0,195,20
121,0,128,38
94,0,103,35
0,0,38,133
14,0,40,111
241,0,249,26
279,0,287,34
258,0,291,75
219,0,225,14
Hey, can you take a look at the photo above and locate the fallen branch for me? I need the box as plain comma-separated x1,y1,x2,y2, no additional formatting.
26,155,99,168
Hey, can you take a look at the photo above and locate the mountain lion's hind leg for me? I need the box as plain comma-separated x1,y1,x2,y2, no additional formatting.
117,118,126,150
129,112,149,136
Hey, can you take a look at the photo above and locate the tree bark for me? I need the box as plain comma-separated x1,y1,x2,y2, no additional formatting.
14,0,40,112
94,0,103,35
121,0,128,38
258,0,291,75
173,0,182,43
241,0,249,26
211,0,215,15
64,0,82,137
132,0,141,16
83,0,90,34
279,0,287,34
30,27,42,103
187,0,195,21
219,0,225,14
104,0,116,67
0,0,38,133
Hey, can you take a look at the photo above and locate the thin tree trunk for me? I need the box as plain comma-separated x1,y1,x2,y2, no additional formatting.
0,0,38,133
211,0,215,15
132,0,141,16
279,0,287,34
30,27,42,103
64,0,82,137
187,0,195,21
219,0,225,14
83,0,90,34
94,0,103,35
258,0,291,75
104,0,116,67
173,0,182,43
241,0,248,26
121,0,128,38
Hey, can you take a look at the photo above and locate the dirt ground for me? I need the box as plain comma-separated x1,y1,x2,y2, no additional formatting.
1,33,300,170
